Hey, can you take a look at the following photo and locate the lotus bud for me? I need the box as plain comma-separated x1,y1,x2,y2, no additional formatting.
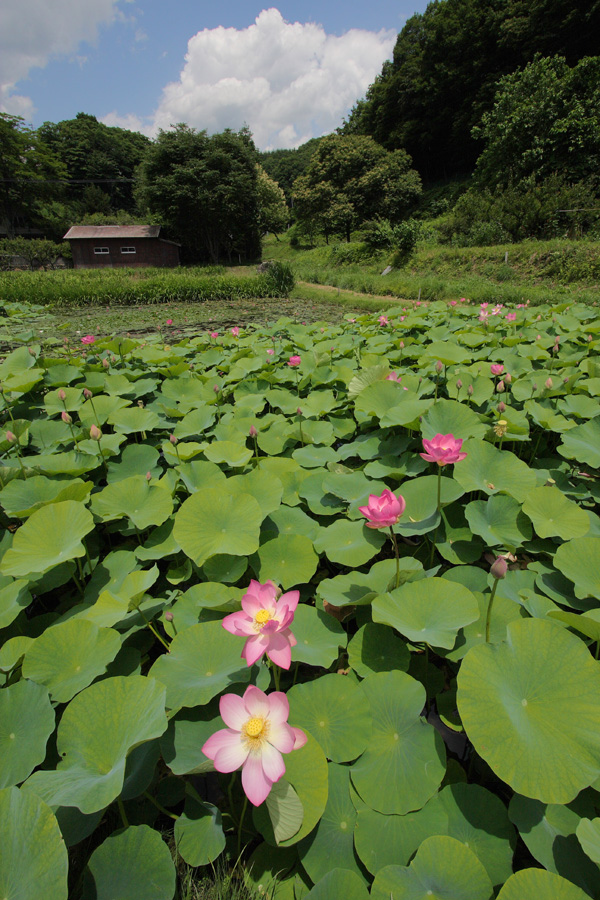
564,377,569,385
83,388,93,399
490,557,508,580
504,372,512,384
545,377,553,390
399,341,404,349
6,430,15,443
61,411,72,424
169,434,178,445
90,424,102,441
532,383,537,391
467,385,474,396
456,379,463,390
102,358,110,368
587,335,593,342
58,389,66,401
435,360,443,373
146,471,152,481
297,408,302,416
214,385,220,394
249,425,257,438
496,380,505,392
498,401,506,412
164,610,174,622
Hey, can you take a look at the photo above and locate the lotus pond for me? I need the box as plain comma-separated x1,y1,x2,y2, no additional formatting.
2,298,600,899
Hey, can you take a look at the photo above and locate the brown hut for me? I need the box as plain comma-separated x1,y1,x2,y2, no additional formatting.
63,225,180,269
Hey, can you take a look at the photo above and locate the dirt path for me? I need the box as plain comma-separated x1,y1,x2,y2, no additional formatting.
296,280,412,306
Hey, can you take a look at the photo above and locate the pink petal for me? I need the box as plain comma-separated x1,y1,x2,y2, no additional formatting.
222,611,254,636
219,693,248,731
276,590,299,617
242,634,269,666
260,742,286,783
266,691,289,726
266,633,293,669
202,728,247,772
242,754,273,806
292,727,308,750
267,721,296,754
244,685,270,718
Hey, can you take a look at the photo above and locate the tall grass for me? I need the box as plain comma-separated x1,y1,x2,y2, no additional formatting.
0,265,293,307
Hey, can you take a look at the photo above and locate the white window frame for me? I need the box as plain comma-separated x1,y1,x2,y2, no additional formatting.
120,246,136,254
94,247,109,255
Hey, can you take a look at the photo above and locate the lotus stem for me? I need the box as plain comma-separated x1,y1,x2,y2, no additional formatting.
143,791,178,821
237,796,248,858
389,527,400,590
485,578,501,642
117,796,129,828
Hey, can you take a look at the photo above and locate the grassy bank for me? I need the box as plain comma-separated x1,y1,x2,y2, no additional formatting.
264,233,600,307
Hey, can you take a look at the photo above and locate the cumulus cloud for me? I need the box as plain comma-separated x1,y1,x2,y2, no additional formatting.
0,0,121,116
152,8,395,149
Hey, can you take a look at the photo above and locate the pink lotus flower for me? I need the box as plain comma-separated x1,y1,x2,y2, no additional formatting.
359,489,406,528
222,580,299,669
210,332,219,339
449,300,457,306
266,348,275,356
386,371,401,382
81,335,95,345
288,355,301,367
490,364,504,376
166,319,173,325
378,315,389,325
505,312,517,322
201,686,307,806
480,303,488,309
420,433,467,466
231,327,240,337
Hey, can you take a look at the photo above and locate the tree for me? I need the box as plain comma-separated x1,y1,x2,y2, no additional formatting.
292,135,421,242
135,125,261,263
0,113,67,238
473,56,600,190
256,165,289,237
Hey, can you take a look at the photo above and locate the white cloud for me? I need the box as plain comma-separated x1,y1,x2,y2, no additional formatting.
0,0,121,117
101,110,154,137
152,8,395,150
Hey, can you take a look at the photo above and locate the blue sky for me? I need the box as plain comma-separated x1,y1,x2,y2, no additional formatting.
1,0,430,149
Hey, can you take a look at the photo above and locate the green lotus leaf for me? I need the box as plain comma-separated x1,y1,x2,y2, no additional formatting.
173,404,215,438
317,558,418,609
548,608,600,643
176,460,227,493
253,731,328,848
254,534,319,589
24,676,167,813
372,577,479,649
0,636,33,673
314,519,386,566
265,778,304,844
394,475,465,527
69,565,160,628
0,500,94,578
297,419,335,446
298,470,345,515
292,445,340,468
160,706,221,776
77,394,131,427
203,440,253,467
106,406,160,433
558,417,600,468
290,605,345,668
496,869,590,900
354,380,402,419
174,796,226,866
0,786,68,900
0,475,92,518
262,506,321,542
351,671,446,815
227,468,284,516
380,398,434,428
245,842,309,900
465,494,532,550
106,443,161,483
0,680,55,789
457,618,600,803
84,824,175,900
509,793,600,894
135,520,180,562
22,619,121,703
298,764,365,884
202,553,247,583
149,620,250,709
577,817,600,865
421,398,487,440
304,869,369,900
348,623,411,676
322,470,388,505
554,537,600,600
354,803,447,875
174,488,263,566
446,587,526,662
0,576,32,629
90,475,173,530
522,485,590,540
453,439,536,501
288,673,372,763
370,835,492,900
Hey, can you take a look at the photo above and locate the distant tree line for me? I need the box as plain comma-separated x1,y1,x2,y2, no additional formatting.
3,0,600,260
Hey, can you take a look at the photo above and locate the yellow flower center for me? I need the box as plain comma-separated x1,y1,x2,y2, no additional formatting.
244,717,266,739
255,609,272,626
